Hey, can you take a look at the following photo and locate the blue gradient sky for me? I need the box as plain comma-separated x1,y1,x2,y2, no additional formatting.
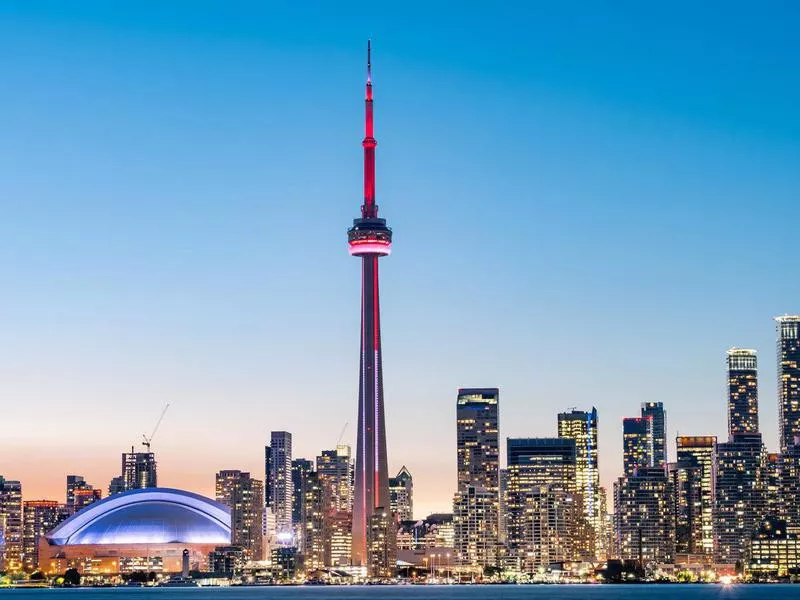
1,1,799,517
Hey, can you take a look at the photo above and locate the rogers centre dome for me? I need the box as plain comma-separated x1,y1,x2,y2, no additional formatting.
41,488,232,575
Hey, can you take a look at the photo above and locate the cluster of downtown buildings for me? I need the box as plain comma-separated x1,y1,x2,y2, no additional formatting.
453,315,800,581
1,315,799,582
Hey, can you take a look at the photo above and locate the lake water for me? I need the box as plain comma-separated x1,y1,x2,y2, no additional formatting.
2,585,799,599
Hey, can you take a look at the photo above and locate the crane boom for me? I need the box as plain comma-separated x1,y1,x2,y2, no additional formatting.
142,403,170,451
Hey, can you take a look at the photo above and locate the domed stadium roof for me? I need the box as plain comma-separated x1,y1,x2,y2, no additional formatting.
46,488,231,546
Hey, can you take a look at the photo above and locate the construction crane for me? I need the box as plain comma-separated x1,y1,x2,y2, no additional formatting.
142,403,170,452
336,422,349,447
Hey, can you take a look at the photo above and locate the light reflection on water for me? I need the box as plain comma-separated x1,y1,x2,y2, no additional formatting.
1,585,795,600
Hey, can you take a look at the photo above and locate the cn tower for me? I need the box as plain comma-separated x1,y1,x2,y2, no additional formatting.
348,41,392,567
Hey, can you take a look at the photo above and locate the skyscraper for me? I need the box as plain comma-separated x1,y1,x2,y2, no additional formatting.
727,348,759,435
121,448,157,490
215,470,264,562
266,431,293,539
557,408,600,556
316,446,354,568
349,42,394,572
301,471,325,570
316,445,353,514
715,433,765,563
614,467,675,565
0,478,23,572
454,388,499,567
622,417,653,476
641,402,667,466
505,437,581,569
675,436,717,557
291,458,314,551
456,388,500,493
776,316,800,452
388,466,413,521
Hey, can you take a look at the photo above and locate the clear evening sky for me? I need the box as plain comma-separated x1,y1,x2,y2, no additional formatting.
1,1,798,518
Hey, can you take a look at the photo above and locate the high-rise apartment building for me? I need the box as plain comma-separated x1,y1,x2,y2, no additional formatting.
301,471,325,570
622,417,653,476
454,388,499,567
389,466,413,521
121,449,157,490
674,436,717,557
614,467,675,564
641,402,667,466
727,348,759,435
316,445,353,514
456,388,500,493
453,486,499,568
777,316,800,451
22,500,64,572
505,437,580,569
0,478,23,572
291,459,314,551
557,408,600,556
266,432,293,538
715,433,765,564
215,470,264,562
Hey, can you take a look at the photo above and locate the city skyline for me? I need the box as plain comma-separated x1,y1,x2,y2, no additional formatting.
2,2,800,521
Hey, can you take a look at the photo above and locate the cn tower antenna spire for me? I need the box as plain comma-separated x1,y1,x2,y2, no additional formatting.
362,39,376,218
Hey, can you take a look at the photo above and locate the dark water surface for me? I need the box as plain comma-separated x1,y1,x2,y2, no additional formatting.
2,586,800,600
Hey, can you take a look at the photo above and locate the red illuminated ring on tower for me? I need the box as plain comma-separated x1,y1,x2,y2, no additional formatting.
348,239,392,256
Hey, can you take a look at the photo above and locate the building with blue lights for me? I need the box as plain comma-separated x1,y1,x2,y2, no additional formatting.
39,488,231,574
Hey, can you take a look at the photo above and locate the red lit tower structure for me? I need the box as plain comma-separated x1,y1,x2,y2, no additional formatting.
348,42,393,570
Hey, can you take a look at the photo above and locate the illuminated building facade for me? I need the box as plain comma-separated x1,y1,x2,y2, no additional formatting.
40,488,231,574
389,466,413,521
614,467,675,565
325,512,352,567
623,417,653,476
641,402,667,466
728,348,759,435
317,445,353,514
22,500,65,572
291,458,313,550
774,445,800,526
558,408,600,557
72,488,102,512
121,450,157,490
747,517,800,580
367,509,396,578
215,470,264,562
675,436,717,557
349,42,394,571
66,476,88,514
454,388,499,567
457,388,500,495
453,486,499,568
301,471,325,570
266,431,293,538
0,477,23,572
505,437,581,569
777,315,800,452
715,433,765,563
